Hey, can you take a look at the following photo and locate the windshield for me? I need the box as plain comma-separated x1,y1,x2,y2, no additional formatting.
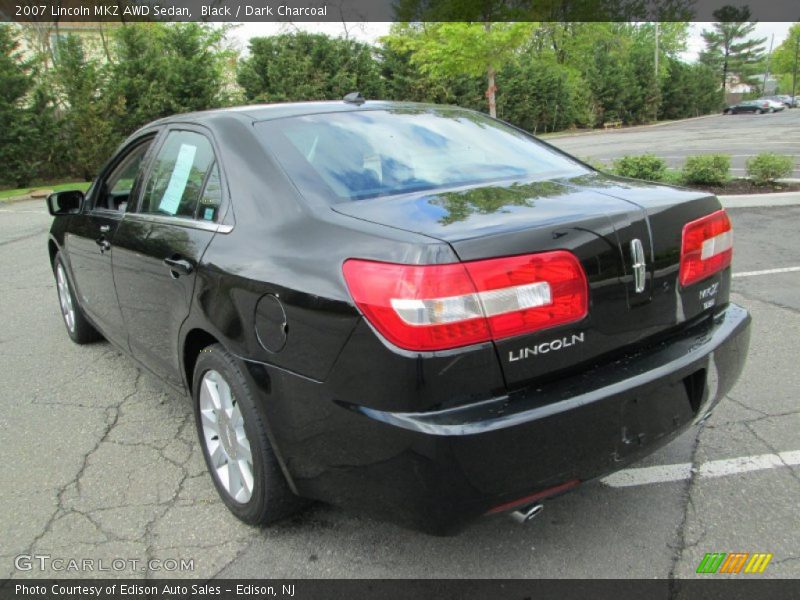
256,108,588,202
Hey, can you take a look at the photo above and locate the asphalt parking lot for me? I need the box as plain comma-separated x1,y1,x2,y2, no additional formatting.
547,108,800,178
1,146,799,579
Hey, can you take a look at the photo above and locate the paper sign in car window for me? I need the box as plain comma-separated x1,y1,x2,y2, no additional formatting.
158,144,197,215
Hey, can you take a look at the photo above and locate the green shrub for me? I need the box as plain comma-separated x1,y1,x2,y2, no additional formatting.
682,154,731,186
580,156,608,171
612,154,667,182
661,169,685,186
746,153,795,185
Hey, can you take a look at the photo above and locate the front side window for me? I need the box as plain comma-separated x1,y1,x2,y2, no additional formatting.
256,109,588,203
95,140,152,211
140,131,219,220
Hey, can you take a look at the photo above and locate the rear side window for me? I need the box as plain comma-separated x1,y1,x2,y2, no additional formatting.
140,130,220,221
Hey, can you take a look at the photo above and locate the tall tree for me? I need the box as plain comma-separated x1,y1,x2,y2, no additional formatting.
51,35,122,180
770,23,800,93
383,22,534,118
237,32,384,103
109,23,232,135
699,6,766,97
0,25,39,186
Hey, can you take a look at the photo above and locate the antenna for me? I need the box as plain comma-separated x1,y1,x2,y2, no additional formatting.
343,92,366,105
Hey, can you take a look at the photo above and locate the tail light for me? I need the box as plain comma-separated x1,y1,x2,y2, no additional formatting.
342,251,588,351
679,209,733,287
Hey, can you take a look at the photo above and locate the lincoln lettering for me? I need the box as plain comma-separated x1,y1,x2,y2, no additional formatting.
508,333,585,361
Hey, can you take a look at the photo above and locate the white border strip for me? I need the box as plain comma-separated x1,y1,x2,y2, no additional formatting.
733,266,800,278
602,450,800,488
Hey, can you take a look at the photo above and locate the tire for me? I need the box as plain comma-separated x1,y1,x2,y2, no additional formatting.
755,109,763,114
53,252,102,344
192,343,303,525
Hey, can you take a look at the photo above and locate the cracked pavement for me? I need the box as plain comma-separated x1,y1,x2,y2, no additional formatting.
0,200,798,579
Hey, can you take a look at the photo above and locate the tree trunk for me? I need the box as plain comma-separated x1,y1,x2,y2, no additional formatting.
486,65,497,118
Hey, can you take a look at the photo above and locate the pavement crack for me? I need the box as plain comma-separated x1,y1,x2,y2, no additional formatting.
0,229,47,247
742,422,800,488
725,394,771,418
731,287,800,316
667,425,703,594
143,412,194,580
24,368,143,556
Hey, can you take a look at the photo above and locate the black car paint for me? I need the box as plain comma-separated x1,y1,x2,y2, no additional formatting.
48,101,750,534
723,101,768,114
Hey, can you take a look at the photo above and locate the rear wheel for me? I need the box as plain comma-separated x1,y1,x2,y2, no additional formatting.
192,344,304,525
53,252,102,344
755,108,763,114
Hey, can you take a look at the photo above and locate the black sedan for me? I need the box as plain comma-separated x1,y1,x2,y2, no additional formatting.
46,99,751,534
723,100,777,114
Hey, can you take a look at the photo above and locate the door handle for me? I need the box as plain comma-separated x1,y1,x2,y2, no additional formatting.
99,224,111,233
163,257,194,276
95,238,111,252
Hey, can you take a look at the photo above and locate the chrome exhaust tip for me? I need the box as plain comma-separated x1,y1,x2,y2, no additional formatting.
509,503,544,524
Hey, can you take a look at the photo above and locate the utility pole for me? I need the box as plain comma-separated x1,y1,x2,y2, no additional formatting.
654,22,659,79
792,35,799,102
762,33,774,95
654,22,660,121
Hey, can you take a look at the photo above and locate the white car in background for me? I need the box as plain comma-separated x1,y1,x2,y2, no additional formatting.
756,98,786,112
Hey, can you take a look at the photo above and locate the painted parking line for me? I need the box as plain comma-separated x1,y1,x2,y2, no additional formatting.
733,266,800,278
602,450,800,488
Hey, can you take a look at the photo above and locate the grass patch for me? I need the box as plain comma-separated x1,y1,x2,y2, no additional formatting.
0,181,91,201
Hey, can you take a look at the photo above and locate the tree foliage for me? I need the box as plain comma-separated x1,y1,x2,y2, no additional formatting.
0,25,39,186
237,33,384,103
771,23,800,94
384,22,535,117
109,23,232,134
699,7,766,95
51,35,122,180
1,20,729,188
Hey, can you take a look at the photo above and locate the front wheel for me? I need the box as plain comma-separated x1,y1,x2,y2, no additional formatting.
192,344,304,525
53,252,102,344
755,108,763,114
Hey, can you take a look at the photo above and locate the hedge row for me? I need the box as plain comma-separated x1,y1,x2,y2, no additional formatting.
601,152,796,186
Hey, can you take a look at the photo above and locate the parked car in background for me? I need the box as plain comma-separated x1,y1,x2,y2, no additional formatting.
723,99,782,114
758,98,786,112
45,98,751,534
763,95,794,108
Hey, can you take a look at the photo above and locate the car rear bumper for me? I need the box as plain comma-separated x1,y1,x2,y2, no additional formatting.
249,303,750,535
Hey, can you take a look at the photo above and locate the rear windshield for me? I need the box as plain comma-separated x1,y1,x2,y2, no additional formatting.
256,108,588,203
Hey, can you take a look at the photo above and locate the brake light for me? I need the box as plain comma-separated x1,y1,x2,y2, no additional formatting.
679,209,733,287
342,251,588,351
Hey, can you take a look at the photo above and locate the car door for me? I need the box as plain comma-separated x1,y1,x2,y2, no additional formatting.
64,135,157,349
112,127,227,387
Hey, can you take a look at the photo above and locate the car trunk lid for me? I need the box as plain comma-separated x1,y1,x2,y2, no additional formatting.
333,174,726,389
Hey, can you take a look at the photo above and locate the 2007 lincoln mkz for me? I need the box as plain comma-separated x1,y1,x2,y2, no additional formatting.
46,98,750,534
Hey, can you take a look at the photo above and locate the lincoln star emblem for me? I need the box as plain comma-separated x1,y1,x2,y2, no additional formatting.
630,238,646,293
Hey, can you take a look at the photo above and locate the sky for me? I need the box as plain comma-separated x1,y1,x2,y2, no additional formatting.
225,21,794,63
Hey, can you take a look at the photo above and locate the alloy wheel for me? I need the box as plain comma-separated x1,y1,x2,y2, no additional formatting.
199,369,255,503
56,264,75,333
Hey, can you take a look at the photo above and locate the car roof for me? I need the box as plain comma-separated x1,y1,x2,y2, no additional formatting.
145,100,458,128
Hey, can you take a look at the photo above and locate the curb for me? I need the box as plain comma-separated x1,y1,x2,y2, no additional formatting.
719,191,800,209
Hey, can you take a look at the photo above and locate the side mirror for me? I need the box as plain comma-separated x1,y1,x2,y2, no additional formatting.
47,190,84,216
